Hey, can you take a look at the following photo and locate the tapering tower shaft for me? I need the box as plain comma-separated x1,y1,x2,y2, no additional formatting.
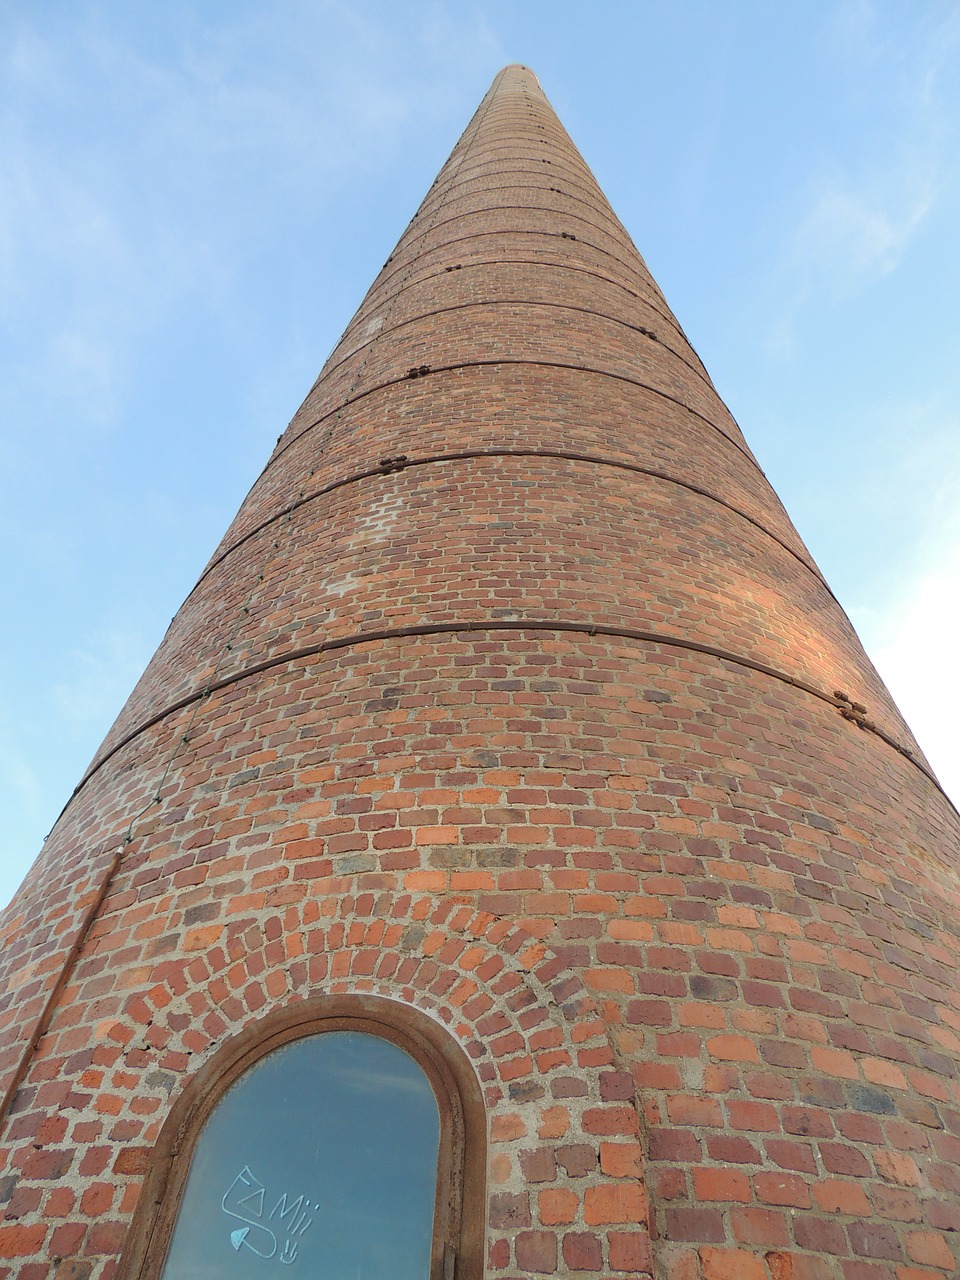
1,65,959,1280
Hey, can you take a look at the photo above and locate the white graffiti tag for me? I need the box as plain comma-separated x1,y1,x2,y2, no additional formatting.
222,1167,316,1266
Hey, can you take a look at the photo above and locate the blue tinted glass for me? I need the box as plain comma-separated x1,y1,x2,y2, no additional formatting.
161,1031,441,1279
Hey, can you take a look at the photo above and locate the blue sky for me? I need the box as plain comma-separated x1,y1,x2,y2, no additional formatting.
2,1,958,909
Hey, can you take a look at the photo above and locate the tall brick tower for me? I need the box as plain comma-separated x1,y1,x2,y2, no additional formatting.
2,64,959,1280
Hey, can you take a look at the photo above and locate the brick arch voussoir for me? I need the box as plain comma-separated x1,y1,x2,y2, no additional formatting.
113,887,655,1278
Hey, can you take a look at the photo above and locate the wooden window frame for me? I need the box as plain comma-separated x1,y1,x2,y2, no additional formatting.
117,994,486,1280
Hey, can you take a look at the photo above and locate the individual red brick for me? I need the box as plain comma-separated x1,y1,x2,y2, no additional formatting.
730,1206,790,1246
706,1134,762,1163
648,1128,701,1162
19,1148,72,1180
813,1179,873,1215
837,1113,884,1144
707,1034,760,1062
582,1104,638,1136
847,1221,902,1260
872,1184,923,1223
600,1141,644,1178
515,1230,558,1274
520,1147,557,1182
782,1107,835,1139
556,1145,597,1176
755,1171,812,1208
583,1183,646,1224
667,1094,723,1127
764,1139,817,1173
727,1100,778,1131
78,1145,111,1177
820,1142,872,1177
663,1207,725,1243
692,1166,752,1202
609,1231,653,1273
4,1184,40,1217
600,1071,636,1100
700,1247,768,1280
49,1223,86,1256
488,1237,510,1270
793,1215,849,1254
766,1254,834,1280
489,1191,531,1229
53,1260,94,1280
80,1182,116,1216
0,1223,47,1257
874,1149,923,1186
562,1232,602,1271
904,1229,957,1269
538,1188,578,1224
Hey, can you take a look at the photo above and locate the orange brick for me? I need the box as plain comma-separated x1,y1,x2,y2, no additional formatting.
584,968,635,993
414,825,458,845
905,1230,957,1269
584,1182,647,1224
810,1046,859,1079
490,1114,527,1142
600,1142,645,1179
754,1171,811,1208
0,1224,48,1257
538,1187,578,1224
182,924,224,950
692,1166,752,1202
875,1149,923,1187
707,1034,760,1063
862,1057,909,1089
537,1107,569,1140
701,1247,768,1280
667,1094,724,1126
813,1179,872,1215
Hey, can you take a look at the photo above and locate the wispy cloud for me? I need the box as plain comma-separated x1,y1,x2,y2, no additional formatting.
765,159,936,364
763,4,956,360
0,2,506,913
0,3,497,435
790,181,933,294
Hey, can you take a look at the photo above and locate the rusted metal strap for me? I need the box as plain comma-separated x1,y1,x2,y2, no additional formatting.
64,621,946,817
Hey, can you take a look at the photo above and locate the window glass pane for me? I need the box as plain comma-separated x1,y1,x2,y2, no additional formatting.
161,1030,441,1279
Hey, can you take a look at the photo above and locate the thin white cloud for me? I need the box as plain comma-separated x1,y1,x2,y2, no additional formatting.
828,0,886,60
765,148,938,366
0,3,507,916
763,4,956,360
791,182,932,292
0,3,501,438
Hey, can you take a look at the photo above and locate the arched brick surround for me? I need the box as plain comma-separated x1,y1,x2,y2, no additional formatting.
2,885,652,1279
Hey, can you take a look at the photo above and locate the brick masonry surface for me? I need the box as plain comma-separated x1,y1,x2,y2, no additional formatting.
1,65,959,1280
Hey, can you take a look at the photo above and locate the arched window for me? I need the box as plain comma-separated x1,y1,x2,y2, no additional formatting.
119,997,485,1280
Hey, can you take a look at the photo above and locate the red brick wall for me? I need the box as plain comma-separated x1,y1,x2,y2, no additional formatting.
1,64,959,1280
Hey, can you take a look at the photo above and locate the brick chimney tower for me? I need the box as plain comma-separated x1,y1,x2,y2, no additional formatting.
2,65,958,1280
